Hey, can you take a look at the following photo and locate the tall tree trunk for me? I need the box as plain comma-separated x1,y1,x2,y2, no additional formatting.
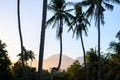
98,14,101,80
17,0,25,79
80,33,88,80
50,19,63,80
38,0,47,80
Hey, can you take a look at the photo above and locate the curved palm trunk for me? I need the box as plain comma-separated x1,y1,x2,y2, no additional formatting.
98,14,101,80
17,0,25,79
38,0,47,80
80,33,88,80
51,19,63,80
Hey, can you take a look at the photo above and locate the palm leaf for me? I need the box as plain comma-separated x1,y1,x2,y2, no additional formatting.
47,4,57,12
46,15,56,27
86,4,95,18
103,2,113,11
80,1,90,6
116,30,120,40
111,0,120,4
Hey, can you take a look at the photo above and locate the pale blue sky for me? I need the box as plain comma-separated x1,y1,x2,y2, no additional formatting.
0,0,119,62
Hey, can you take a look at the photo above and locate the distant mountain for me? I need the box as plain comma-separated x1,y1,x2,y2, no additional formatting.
76,56,84,65
30,54,83,71
43,54,74,70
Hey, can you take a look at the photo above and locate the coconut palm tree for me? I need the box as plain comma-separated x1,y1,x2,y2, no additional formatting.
27,50,35,67
47,0,73,79
81,0,115,80
17,49,35,80
38,0,48,80
17,49,35,66
17,0,25,79
25,50,35,80
109,30,120,54
70,3,90,80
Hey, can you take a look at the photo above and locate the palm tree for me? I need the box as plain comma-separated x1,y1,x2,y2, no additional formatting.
17,49,35,66
17,0,25,79
47,0,73,79
70,3,90,80
38,0,48,80
17,49,35,80
27,50,35,80
109,31,120,54
81,0,115,80
27,50,35,67
0,40,12,80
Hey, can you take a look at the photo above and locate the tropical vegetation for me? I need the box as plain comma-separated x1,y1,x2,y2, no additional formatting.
0,0,120,80
0,30,120,80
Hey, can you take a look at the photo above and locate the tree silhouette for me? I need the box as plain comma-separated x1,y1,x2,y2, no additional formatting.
38,0,48,80
17,49,35,65
86,48,98,80
69,3,90,80
17,0,25,79
0,40,13,80
81,0,115,79
67,60,81,80
47,0,73,80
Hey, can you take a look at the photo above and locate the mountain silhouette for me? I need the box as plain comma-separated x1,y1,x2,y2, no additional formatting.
43,54,74,70
30,54,83,71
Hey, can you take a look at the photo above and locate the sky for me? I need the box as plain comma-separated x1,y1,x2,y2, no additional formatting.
0,0,120,62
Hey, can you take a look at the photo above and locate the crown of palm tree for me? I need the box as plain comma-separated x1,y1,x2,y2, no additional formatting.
81,0,113,26
47,0,74,38
70,3,90,39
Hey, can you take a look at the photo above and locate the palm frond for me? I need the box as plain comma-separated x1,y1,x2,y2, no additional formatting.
63,15,72,28
66,2,75,6
47,4,57,12
72,23,78,39
82,24,88,36
100,12,105,25
80,1,90,6
82,17,91,26
46,15,56,27
103,2,114,11
65,9,74,13
116,30,120,40
111,0,120,4
68,16,76,32
64,11,74,20
51,18,58,29
109,41,120,53
109,41,117,47
63,2,74,10
86,4,95,18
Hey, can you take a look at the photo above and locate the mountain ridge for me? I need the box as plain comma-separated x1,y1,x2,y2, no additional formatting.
31,54,83,71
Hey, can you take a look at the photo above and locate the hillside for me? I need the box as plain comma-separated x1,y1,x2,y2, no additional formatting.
30,54,83,71
43,54,74,70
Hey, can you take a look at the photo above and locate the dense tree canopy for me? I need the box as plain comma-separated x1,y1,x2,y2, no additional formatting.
0,40,13,80
67,60,82,80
